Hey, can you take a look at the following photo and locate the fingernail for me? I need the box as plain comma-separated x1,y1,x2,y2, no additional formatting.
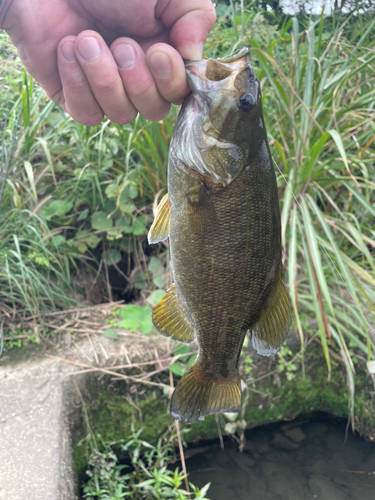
113,43,136,70
61,41,76,62
77,37,101,62
197,42,203,60
148,51,172,78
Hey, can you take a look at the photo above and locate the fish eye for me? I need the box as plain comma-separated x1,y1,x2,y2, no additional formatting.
238,93,255,112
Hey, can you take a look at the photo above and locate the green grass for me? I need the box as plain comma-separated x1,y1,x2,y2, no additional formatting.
253,15,375,371
248,12,375,419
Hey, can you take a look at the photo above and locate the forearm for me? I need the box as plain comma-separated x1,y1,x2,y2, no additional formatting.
0,0,13,29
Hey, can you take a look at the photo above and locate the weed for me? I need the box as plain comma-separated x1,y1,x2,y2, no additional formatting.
277,345,299,381
82,428,210,500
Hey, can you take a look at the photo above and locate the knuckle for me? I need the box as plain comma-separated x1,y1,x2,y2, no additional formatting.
94,75,119,96
128,77,154,100
205,5,217,26
49,89,64,103
65,75,91,95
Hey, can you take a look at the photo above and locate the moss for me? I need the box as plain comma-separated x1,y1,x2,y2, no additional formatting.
89,389,174,444
73,359,375,482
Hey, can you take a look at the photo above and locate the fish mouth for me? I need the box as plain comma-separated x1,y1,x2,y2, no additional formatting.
184,47,253,91
184,47,249,66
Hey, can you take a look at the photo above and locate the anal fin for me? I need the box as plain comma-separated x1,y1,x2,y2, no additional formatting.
148,193,171,244
250,271,291,356
152,283,195,343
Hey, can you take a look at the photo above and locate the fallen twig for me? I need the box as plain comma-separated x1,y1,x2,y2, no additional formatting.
170,370,191,496
46,353,168,388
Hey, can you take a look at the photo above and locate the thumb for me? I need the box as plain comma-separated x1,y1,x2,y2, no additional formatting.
165,3,216,60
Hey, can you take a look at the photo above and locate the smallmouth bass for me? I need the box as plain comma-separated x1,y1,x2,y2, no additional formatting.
148,48,291,423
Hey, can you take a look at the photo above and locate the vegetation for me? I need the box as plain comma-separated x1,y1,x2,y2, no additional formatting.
82,428,210,500
73,338,375,494
1,2,375,496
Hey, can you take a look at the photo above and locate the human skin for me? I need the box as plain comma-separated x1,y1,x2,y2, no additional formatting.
0,0,216,125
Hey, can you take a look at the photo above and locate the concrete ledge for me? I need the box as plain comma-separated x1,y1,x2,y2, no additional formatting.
0,355,76,500
0,332,170,500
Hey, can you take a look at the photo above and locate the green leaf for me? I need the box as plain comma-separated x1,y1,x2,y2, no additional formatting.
128,185,138,199
42,200,73,221
173,345,190,362
74,232,100,252
51,235,65,247
328,129,349,173
127,216,146,236
91,211,113,230
120,304,144,321
105,183,118,198
77,208,89,221
149,256,167,288
187,354,197,367
119,184,138,201
119,201,136,214
147,289,166,306
303,131,330,182
168,363,186,377
133,271,148,290
140,312,153,334
118,305,152,333
24,161,37,200
103,328,117,339
106,227,124,241
103,248,122,265
115,215,132,228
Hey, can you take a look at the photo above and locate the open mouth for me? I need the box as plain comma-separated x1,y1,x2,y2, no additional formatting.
185,48,251,88
184,47,249,66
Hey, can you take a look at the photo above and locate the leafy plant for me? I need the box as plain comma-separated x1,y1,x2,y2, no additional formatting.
277,345,299,381
117,305,153,334
168,345,197,377
82,429,211,500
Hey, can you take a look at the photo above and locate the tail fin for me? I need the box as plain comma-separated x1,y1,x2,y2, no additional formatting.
169,363,241,423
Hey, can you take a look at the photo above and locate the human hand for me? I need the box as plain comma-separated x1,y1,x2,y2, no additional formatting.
0,0,216,125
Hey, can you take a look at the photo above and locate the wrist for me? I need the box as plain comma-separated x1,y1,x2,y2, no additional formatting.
0,0,14,29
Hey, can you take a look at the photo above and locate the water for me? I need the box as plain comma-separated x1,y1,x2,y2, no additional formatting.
185,413,375,500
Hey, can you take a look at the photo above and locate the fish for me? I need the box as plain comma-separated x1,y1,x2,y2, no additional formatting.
148,48,291,423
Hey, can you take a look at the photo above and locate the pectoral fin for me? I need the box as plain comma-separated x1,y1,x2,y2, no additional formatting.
250,273,291,356
148,193,170,244
152,283,195,343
